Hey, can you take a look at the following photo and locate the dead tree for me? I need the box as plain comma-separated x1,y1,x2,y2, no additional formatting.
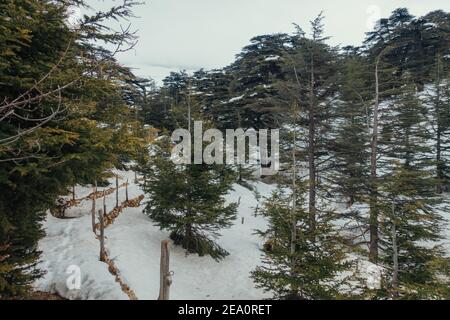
369,47,392,263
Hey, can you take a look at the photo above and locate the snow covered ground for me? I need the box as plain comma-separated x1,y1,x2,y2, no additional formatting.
34,169,277,300
33,167,450,300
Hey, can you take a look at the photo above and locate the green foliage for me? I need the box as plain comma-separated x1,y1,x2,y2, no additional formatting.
140,137,238,261
1,1,450,300
251,181,352,300
141,8,450,299
0,0,144,298
332,50,371,205
374,165,450,299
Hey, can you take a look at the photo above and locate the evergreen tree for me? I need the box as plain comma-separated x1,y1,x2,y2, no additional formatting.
280,14,340,232
224,33,290,130
372,71,450,299
140,137,238,260
252,181,352,300
420,11,450,193
0,0,142,297
363,9,413,262
139,97,238,260
191,68,233,126
375,165,450,299
252,109,351,299
332,48,371,206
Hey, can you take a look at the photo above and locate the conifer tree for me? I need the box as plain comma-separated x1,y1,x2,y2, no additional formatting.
139,102,238,261
333,48,371,206
252,102,351,299
363,12,411,262
373,72,450,299
281,14,340,232
375,165,450,299
225,33,290,130
252,181,353,299
0,0,142,297
420,12,450,193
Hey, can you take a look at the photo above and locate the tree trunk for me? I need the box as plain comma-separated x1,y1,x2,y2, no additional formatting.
369,54,381,263
308,51,316,233
435,54,443,194
103,190,107,216
184,222,193,251
391,203,399,297
187,80,192,133
115,174,119,208
437,130,443,193
290,103,298,296
291,102,298,255
91,183,96,232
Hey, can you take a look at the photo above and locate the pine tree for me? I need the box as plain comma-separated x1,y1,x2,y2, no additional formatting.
0,0,142,297
280,14,340,232
362,9,414,262
427,58,450,193
372,71,450,299
420,11,450,193
252,110,351,299
139,94,238,261
375,165,450,299
191,68,234,128
224,33,290,130
140,136,238,261
332,47,371,207
252,181,353,299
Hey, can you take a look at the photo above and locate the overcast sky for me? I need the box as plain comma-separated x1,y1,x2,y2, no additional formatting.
84,0,448,83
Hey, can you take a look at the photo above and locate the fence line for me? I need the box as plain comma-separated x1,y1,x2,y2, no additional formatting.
51,182,129,218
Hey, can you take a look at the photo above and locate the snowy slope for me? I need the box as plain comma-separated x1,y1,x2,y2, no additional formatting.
34,170,277,300
34,213,129,300
35,167,449,300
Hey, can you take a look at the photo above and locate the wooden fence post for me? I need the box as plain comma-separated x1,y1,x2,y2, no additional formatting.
158,240,172,300
91,185,96,232
126,178,129,202
72,185,76,201
115,175,119,208
98,209,106,262
103,190,107,216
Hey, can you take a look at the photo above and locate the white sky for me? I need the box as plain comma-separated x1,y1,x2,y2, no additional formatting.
86,0,449,83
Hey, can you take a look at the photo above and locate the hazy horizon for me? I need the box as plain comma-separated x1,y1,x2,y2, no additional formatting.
80,0,449,83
